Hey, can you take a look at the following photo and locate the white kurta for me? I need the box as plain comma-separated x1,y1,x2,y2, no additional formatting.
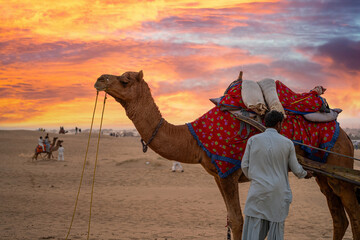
241,128,307,222
58,146,64,161
38,138,44,151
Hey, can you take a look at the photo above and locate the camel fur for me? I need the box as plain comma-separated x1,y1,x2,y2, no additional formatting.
94,70,359,240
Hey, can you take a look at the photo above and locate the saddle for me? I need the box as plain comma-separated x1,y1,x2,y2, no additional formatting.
36,144,48,153
212,79,340,123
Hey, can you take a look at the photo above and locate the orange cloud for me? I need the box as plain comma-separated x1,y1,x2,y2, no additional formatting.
1,0,359,130
2,1,164,41
2,0,281,42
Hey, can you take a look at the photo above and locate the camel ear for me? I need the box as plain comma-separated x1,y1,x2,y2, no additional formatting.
137,70,143,81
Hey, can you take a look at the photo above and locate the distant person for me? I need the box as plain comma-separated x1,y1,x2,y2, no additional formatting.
75,126,78,134
38,136,45,151
58,144,64,161
241,110,313,240
44,134,50,152
172,161,184,172
79,128,81,133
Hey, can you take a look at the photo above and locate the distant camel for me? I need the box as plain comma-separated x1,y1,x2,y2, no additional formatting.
32,137,63,161
59,126,68,134
94,71,359,240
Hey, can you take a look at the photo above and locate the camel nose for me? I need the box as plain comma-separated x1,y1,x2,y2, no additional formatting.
94,76,107,91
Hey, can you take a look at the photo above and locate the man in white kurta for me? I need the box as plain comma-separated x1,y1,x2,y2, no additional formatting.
38,136,45,151
241,110,312,240
58,145,64,161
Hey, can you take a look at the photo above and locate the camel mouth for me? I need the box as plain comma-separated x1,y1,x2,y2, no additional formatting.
94,82,107,91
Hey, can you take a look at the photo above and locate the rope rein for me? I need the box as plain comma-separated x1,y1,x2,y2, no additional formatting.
65,91,107,240
88,93,107,239
140,117,164,153
65,91,165,239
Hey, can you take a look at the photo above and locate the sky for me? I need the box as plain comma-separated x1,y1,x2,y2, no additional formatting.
1,0,360,131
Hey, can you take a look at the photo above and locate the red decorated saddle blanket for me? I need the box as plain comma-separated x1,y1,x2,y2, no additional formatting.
36,144,47,153
276,80,324,114
187,80,339,178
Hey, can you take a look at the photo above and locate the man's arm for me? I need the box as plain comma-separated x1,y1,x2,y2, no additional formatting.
288,143,312,179
241,138,252,179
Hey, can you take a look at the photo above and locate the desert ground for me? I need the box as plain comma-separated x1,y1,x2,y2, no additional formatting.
0,130,359,240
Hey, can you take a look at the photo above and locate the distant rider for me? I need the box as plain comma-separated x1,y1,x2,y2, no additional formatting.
38,136,45,151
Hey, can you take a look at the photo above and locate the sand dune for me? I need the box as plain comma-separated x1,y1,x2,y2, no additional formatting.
0,130,358,240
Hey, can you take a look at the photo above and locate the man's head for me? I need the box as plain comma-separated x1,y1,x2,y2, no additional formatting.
264,110,284,132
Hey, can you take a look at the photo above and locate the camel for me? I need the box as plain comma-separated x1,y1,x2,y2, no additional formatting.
94,70,359,240
32,137,63,161
59,126,68,134
48,138,64,159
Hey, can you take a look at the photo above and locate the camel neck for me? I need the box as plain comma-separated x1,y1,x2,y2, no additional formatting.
125,82,163,141
122,81,201,163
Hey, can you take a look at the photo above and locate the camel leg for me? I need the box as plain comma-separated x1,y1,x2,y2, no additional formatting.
327,178,360,240
32,152,38,161
316,175,348,240
214,172,243,240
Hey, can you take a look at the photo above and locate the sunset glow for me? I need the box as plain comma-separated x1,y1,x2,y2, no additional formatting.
1,0,359,130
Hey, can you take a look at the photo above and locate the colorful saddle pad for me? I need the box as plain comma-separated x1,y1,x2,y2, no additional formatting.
187,80,339,178
276,80,324,114
36,144,47,153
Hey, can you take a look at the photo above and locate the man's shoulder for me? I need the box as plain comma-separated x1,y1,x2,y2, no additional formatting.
248,130,292,144
275,132,293,145
248,132,265,141
263,130,292,143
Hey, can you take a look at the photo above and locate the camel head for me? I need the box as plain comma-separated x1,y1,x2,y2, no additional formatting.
49,139,63,152
94,70,144,106
51,137,58,145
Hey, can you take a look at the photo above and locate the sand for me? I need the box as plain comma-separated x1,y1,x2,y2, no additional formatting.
0,130,359,240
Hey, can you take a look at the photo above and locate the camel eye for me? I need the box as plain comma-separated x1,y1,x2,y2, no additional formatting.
117,76,130,87
120,80,129,87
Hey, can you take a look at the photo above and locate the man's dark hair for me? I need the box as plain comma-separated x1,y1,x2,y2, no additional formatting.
264,110,284,127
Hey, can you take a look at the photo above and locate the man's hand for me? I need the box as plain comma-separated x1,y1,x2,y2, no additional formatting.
304,171,314,179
